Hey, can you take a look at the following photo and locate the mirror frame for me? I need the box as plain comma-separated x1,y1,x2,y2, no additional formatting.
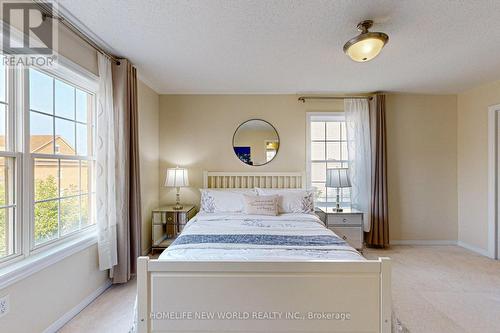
232,118,280,167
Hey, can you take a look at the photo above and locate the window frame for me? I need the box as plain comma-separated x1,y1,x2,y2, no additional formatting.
25,66,97,253
306,112,351,208
0,65,22,266
0,59,98,270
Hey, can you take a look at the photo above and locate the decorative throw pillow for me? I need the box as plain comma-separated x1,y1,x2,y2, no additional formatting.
243,194,279,216
255,188,315,213
200,189,257,213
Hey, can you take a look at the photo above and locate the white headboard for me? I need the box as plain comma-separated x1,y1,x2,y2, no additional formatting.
203,171,306,189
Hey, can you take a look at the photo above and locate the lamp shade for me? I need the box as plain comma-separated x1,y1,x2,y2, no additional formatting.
164,167,189,187
343,20,388,62
326,168,351,188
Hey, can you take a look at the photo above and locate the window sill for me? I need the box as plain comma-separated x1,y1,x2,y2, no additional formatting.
0,230,98,290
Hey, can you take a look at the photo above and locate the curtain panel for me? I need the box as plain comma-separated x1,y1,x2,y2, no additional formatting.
344,99,372,232
366,94,390,248
96,55,142,283
96,54,118,271
110,59,142,283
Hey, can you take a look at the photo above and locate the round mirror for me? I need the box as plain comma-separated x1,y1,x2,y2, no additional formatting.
233,119,280,166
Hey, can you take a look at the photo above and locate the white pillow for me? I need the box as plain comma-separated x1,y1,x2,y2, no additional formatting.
243,194,279,216
200,189,256,213
255,188,315,213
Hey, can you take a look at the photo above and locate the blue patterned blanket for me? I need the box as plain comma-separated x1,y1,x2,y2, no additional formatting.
171,234,347,247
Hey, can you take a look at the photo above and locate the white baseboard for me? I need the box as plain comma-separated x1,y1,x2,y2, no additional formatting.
390,240,457,245
43,279,112,333
457,241,492,257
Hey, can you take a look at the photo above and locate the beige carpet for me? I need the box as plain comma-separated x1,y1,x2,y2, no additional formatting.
58,246,500,333
365,245,500,333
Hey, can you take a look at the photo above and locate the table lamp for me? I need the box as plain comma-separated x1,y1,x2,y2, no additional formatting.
326,168,351,212
164,167,189,210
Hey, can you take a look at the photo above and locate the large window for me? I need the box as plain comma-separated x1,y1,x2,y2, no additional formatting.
307,113,351,209
0,63,96,265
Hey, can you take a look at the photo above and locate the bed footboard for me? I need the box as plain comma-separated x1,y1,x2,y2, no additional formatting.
137,257,391,333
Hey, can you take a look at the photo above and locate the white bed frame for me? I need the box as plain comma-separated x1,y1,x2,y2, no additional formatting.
137,171,391,333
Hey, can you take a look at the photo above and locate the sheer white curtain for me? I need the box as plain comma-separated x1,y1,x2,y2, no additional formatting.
96,54,119,270
344,99,372,231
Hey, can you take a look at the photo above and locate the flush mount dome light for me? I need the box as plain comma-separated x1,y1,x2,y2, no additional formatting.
343,20,389,62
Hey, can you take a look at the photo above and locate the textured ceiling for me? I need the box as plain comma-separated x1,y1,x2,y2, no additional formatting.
58,0,500,94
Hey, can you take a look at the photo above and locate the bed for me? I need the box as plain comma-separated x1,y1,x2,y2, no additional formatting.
137,171,391,333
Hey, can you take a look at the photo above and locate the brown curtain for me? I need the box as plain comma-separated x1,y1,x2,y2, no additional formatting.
110,59,142,283
365,94,389,248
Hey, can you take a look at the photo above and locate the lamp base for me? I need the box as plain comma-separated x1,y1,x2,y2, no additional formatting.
174,187,183,210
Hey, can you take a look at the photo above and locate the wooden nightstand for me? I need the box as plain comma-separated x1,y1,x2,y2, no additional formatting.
151,205,196,253
319,207,364,250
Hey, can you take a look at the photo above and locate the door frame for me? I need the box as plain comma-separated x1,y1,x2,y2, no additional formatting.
487,104,500,259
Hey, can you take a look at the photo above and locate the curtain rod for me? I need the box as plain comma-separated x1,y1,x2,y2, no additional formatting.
298,96,373,103
34,1,121,65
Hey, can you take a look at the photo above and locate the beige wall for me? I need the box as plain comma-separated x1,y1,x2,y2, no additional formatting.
158,94,459,242
457,80,500,252
386,94,458,241
0,245,108,333
138,80,160,254
158,95,343,205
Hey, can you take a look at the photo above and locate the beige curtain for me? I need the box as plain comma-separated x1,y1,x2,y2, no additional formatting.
110,59,142,283
365,94,389,248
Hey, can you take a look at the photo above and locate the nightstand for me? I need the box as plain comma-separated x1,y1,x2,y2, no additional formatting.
319,207,364,250
151,205,196,253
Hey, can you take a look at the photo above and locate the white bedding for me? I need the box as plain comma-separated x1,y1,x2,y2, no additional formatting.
159,212,364,261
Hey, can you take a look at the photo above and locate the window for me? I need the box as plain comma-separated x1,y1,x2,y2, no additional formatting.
307,113,351,209
0,63,97,267
30,69,95,248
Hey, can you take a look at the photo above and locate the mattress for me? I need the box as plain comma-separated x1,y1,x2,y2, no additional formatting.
158,212,364,261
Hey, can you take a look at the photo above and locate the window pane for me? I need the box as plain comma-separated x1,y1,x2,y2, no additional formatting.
0,62,6,103
76,123,88,156
340,122,347,141
55,79,75,119
312,182,326,201
341,142,349,161
0,207,15,259
311,142,325,160
311,162,326,182
34,158,58,201
0,104,6,151
55,118,75,155
341,187,351,202
326,142,341,161
60,197,79,236
29,69,53,114
326,122,340,140
0,157,14,206
30,111,54,153
34,200,58,245
81,194,91,227
81,161,89,194
60,159,79,197
310,122,325,140
76,89,89,123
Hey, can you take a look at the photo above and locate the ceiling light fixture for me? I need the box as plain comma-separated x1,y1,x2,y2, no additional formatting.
343,20,389,62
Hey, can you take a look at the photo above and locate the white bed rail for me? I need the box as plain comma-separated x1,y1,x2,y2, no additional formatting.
137,257,391,333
